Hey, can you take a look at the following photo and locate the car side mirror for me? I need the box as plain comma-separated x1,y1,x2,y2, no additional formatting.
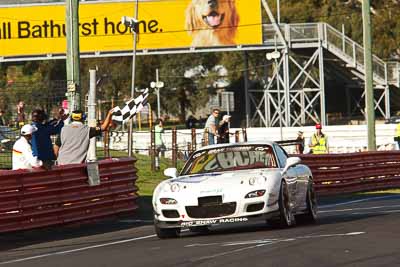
164,168,178,178
281,157,301,175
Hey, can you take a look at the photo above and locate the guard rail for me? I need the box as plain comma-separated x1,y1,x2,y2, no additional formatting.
0,158,138,233
299,151,400,195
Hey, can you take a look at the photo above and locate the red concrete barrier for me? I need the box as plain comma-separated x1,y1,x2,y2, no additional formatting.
299,151,400,196
0,158,138,233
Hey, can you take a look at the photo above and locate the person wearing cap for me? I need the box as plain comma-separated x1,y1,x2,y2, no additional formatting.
217,114,231,144
56,108,114,165
31,109,66,170
12,124,43,170
309,123,329,154
295,131,305,154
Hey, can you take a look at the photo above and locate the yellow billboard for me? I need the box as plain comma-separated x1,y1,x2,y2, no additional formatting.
0,0,262,57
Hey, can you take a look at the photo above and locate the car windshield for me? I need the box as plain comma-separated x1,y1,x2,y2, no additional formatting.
181,145,277,175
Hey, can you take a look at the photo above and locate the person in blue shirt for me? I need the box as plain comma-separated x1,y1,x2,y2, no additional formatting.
31,109,66,170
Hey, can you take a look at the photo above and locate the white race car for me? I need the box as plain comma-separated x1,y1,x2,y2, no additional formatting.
152,142,317,238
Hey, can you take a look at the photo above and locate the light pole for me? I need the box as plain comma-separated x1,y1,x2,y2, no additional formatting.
66,0,81,110
266,49,282,140
277,0,280,24
121,0,139,157
150,69,164,119
362,0,376,151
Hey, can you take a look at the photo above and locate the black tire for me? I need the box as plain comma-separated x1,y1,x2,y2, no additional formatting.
155,224,180,239
295,182,317,224
267,181,296,228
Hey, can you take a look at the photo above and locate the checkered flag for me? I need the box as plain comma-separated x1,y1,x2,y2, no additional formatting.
112,89,149,124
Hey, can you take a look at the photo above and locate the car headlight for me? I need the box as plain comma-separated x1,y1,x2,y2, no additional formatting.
249,177,266,186
160,198,178,205
245,190,266,198
170,183,181,192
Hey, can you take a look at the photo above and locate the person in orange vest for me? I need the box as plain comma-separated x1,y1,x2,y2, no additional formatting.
309,123,329,154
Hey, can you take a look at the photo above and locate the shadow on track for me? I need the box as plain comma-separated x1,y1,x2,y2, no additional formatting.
0,196,154,252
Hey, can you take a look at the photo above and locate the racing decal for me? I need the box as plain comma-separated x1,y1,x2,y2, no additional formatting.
180,217,249,226
203,151,276,172
183,145,277,174
192,151,206,159
207,146,253,154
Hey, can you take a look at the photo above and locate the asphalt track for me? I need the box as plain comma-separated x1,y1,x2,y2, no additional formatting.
1,193,400,267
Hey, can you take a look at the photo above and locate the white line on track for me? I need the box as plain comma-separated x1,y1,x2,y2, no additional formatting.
0,234,156,266
118,219,153,223
319,195,400,209
319,204,400,213
190,232,365,262
350,209,400,215
186,232,365,248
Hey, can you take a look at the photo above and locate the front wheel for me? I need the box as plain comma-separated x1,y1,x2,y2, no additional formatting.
267,181,296,228
154,223,180,239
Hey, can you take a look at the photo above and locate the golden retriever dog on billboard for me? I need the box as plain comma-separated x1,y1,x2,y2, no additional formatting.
185,0,240,47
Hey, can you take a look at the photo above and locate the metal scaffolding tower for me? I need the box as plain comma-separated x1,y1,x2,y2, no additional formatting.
244,21,398,127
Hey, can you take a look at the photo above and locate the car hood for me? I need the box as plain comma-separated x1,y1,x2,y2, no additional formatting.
161,168,278,197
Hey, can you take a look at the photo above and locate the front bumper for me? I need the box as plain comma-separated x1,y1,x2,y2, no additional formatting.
154,211,279,229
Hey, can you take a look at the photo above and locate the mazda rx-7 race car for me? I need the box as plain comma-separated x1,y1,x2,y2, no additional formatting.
152,142,317,238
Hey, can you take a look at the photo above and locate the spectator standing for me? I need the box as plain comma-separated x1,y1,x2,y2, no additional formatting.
186,115,197,129
395,122,400,150
56,108,114,165
217,115,231,144
154,118,166,170
31,109,66,170
0,110,7,126
16,101,26,128
309,123,329,154
12,124,43,170
49,108,67,157
204,108,220,145
295,131,305,154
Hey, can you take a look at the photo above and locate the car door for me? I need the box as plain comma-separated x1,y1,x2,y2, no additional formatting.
274,145,298,209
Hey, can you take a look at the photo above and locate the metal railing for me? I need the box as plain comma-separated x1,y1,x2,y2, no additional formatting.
299,151,400,195
262,22,400,87
0,158,138,234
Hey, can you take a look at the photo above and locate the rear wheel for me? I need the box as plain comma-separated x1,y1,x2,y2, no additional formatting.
295,182,317,224
267,181,295,228
154,223,180,239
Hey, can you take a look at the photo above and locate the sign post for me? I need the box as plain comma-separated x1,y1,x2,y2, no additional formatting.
66,0,81,110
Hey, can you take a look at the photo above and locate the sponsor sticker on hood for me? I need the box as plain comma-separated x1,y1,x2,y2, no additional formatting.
199,188,223,194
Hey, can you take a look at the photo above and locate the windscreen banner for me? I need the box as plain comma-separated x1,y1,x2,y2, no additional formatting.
0,0,262,57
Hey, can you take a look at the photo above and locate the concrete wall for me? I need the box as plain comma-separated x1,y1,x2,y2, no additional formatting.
104,124,399,155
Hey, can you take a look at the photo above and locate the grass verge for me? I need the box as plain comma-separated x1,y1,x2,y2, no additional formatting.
107,150,183,196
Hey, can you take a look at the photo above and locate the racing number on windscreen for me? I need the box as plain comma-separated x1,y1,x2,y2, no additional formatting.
182,145,277,175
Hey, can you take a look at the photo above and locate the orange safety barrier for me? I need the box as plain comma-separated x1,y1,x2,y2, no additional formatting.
0,158,138,233
298,151,400,196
